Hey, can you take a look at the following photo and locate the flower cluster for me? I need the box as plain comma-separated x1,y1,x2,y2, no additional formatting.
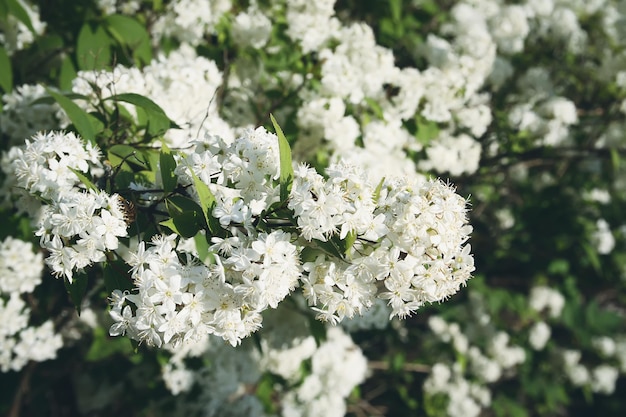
293,163,474,321
110,228,301,347
3,131,128,281
159,305,367,417
109,126,474,346
0,237,62,372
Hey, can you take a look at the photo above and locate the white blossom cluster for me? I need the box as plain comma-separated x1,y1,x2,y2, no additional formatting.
109,126,474,346
150,0,232,46
562,349,620,395
94,0,141,15
0,83,63,146
292,164,474,321
424,291,529,416
0,236,43,294
424,362,492,417
2,131,128,281
280,326,368,417
160,307,367,417
71,45,233,148
0,237,62,372
109,228,300,347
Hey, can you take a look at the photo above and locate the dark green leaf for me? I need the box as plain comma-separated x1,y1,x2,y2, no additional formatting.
86,326,133,361
389,0,402,22
0,46,12,92
160,212,202,238
64,272,89,316
103,259,134,293
105,93,174,136
159,143,177,194
59,55,77,91
415,118,440,144
46,88,97,143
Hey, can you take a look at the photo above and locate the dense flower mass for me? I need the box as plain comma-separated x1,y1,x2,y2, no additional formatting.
0,237,62,372
2,131,127,281
109,127,474,346
2,0,626,415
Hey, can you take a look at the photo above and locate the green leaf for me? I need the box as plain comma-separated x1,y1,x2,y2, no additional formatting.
193,231,212,265
46,88,97,143
415,118,440,144
166,195,204,216
68,167,97,191
0,1,7,19
581,242,601,273
64,272,88,316
59,55,77,91
160,213,202,238
103,259,134,293
610,148,620,171
364,97,385,120
372,176,385,205
0,46,12,92
161,196,206,238
160,143,177,194
108,144,149,170
5,0,35,33
389,0,402,22
76,22,112,70
104,14,152,65
270,114,294,203
105,93,175,136
190,171,220,234
342,230,357,256
86,326,133,361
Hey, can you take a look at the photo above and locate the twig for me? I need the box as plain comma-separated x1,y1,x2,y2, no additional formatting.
8,361,36,417
368,360,431,373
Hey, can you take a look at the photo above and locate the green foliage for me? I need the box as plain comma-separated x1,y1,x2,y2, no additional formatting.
0,46,12,92
46,88,98,142
271,113,294,203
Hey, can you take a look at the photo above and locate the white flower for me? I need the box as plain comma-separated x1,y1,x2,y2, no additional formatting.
529,321,551,350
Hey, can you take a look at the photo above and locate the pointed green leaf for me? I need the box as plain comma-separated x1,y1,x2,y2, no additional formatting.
76,22,112,70
0,46,12,93
46,88,96,143
610,148,620,171
108,144,148,170
270,114,294,203
68,167,97,191
372,176,385,205
160,212,202,238
160,143,177,194
389,0,402,22
59,55,77,91
104,14,152,65
103,260,134,293
190,171,220,234
105,93,175,136
343,230,357,256
64,271,88,316
193,231,214,265
415,117,440,144
6,0,35,33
